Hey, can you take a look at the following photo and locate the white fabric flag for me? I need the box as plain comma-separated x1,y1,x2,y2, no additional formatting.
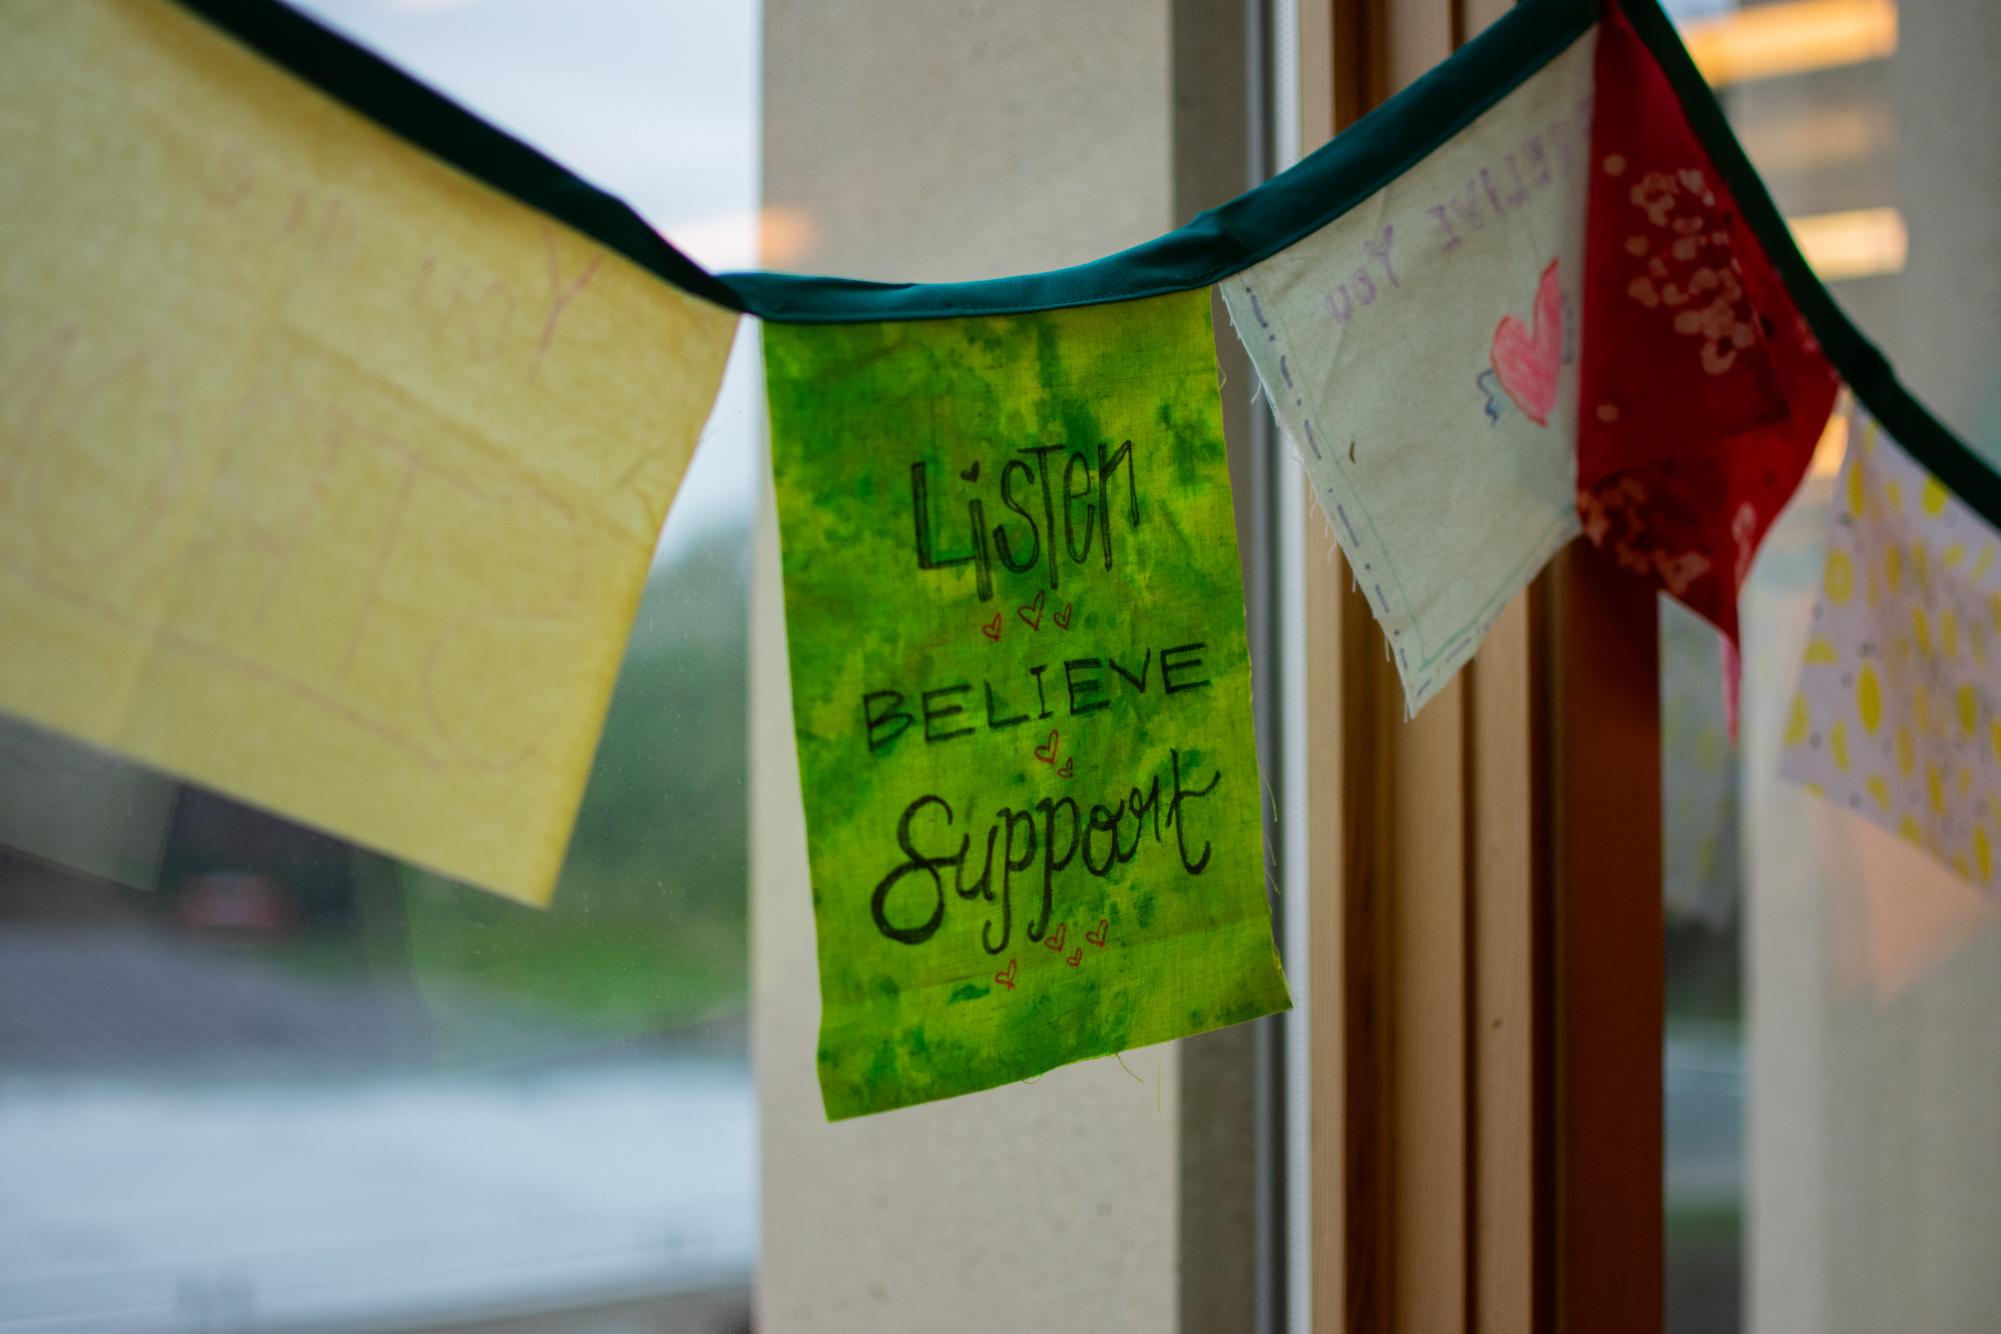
1223,31,1595,713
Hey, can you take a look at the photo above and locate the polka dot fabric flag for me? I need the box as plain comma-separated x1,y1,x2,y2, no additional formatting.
1781,401,2001,890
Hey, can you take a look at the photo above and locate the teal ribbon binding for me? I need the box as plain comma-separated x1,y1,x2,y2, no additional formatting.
171,0,1992,522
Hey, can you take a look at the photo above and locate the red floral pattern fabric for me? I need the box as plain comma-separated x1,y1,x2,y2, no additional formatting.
1577,3,1839,657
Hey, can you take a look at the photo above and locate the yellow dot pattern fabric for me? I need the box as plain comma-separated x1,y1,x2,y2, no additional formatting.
1781,402,2001,892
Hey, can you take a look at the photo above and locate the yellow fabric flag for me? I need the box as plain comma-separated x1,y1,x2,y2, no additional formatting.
0,1,737,905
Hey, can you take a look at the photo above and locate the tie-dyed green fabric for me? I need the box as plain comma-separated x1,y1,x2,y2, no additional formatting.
765,289,1291,1119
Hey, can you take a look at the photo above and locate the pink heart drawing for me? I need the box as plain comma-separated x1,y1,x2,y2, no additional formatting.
1489,259,1562,428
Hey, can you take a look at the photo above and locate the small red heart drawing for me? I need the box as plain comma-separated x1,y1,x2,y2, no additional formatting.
1034,729,1060,764
1056,757,1075,779
1489,259,1563,428
1043,922,1068,953
1018,589,1047,631
979,611,1003,642
1086,918,1109,949
994,958,1018,991
1065,947,1083,968
1053,602,1074,630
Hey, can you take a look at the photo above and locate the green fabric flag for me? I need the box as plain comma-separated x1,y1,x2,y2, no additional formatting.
766,289,1291,1119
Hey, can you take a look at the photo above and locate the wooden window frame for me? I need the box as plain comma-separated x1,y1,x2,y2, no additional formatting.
1293,3,1667,1330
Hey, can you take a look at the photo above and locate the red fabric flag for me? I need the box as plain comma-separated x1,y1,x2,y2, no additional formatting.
1576,3,1838,659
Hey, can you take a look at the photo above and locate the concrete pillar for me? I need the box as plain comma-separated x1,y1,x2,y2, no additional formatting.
750,4,1265,1331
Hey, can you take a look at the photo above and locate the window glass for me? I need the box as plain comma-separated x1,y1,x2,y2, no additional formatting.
0,4,761,1329
1661,3,2001,1330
